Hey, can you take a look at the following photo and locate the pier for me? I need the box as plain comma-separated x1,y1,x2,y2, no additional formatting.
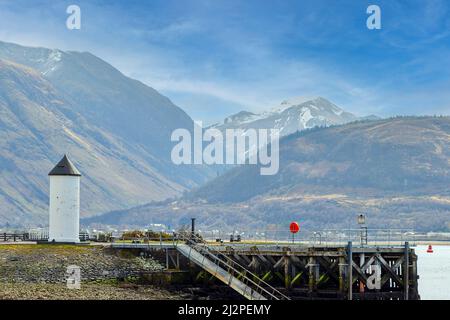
0,227,421,300
110,234,419,300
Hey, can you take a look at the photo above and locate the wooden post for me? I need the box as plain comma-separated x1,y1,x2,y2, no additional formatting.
284,255,291,289
308,257,316,295
404,241,409,300
347,241,353,300
291,261,296,287
338,256,346,296
251,256,260,273
165,248,169,269
411,252,418,299
359,253,365,297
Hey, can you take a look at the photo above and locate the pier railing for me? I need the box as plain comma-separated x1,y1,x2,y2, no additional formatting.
197,228,417,247
1,227,427,247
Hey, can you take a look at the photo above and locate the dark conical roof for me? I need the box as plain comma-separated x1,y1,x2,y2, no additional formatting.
48,155,81,176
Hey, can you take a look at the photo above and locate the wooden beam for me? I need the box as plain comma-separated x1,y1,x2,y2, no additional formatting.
316,257,339,283
352,261,368,285
376,253,403,287
348,242,353,300
284,255,291,289
291,271,304,287
273,256,285,270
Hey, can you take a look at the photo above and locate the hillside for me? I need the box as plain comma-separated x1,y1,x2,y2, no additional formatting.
193,116,450,202
0,41,213,227
86,117,450,232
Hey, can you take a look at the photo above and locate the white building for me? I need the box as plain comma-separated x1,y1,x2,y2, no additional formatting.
48,155,81,243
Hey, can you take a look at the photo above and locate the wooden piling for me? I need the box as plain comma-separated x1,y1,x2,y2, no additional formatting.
404,241,409,300
284,255,291,289
347,241,353,300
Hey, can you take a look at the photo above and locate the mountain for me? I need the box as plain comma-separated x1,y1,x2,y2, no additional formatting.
86,117,450,232
0,41,212,227
211,97,358,137
358,115,381,121
193,116,450,202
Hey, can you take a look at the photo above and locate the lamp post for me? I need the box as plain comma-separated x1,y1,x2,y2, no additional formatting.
357,214,365,225
191,218,196,240
358,214,367,246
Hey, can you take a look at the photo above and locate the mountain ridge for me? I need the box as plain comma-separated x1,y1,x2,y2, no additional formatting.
0,40,213,227
211,97,363,138
85,116,450,232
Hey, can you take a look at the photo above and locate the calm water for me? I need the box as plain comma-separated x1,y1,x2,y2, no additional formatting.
416,245,450,300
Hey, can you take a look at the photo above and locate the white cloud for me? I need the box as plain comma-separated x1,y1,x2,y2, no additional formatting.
1,0,450,122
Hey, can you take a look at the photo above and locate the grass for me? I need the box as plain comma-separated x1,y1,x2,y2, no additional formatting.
114,240,175,244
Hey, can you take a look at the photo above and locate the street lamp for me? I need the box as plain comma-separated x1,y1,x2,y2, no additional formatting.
357,214,366,226
357,214,367,246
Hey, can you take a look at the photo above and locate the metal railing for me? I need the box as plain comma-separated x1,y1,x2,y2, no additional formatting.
175,232,290,300
3,230,90,242
196,228,417,247
0,233,27,242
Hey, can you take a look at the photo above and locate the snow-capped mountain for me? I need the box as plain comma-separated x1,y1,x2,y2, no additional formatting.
213,97,358,136
89,116,450,232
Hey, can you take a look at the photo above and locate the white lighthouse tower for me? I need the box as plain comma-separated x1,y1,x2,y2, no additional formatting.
48,155,81,243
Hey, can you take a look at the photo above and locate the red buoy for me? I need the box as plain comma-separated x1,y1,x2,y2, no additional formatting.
290,222,300,234
427,245,433,253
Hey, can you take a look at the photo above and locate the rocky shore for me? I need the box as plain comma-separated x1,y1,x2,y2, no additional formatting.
0,283,188,300
0,244,188,300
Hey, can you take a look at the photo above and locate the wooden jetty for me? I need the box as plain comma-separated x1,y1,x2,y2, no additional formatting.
1,228,419,300
111,237,419,300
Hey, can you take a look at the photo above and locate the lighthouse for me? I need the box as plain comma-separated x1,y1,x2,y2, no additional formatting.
48,155,81,243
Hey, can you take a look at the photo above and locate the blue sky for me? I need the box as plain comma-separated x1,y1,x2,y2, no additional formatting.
0,0,449,123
